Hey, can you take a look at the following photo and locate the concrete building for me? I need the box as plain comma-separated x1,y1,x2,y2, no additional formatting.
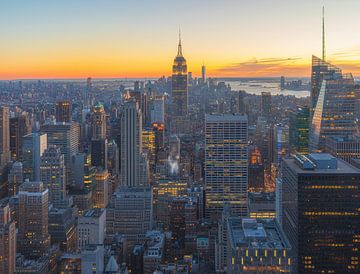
107,187,153,248
78,208,106,250
227,218,292,273
18,180,50,259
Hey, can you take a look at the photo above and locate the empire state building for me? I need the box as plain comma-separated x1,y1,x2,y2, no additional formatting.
171,34,188,127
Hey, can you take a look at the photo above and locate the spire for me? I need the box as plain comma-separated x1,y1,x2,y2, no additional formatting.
177,28,183,56
322,6,326,61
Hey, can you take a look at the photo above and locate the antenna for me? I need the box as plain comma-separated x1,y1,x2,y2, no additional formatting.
177,28,182,56
322,6,325,61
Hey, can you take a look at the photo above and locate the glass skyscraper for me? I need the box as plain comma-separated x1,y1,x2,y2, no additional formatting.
289,106,309,154
310,55,341,120
310,71,358,152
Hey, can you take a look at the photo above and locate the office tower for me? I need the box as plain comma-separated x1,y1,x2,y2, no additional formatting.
9,113,31,161
261,92,271,121
41,122,80,183
91,139,108,170
84,77,92,107
107,140,119,176
0,200,16,274
78,208,106,250
310,56,342,120
93,168,109,208
91,102,107,140
205,114,248,219
248,147,264,191
8,161,23,196
150,95,165,125
152,123,165,155
310,71,358,152
55,100,71,123
18,180,50,259
22,133,47,181
227,218,292,274
273,124,289,164
289,106,309,154
120,100,148,187
40,146,66,207
106,187,153,246
171,33,188,134
142,128,156,175
48,207,77,252
325,136,360,163
202,64,206,84
281,153,360,273
0,106,10,167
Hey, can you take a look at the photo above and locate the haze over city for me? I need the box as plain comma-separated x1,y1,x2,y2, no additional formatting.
1,0,360,79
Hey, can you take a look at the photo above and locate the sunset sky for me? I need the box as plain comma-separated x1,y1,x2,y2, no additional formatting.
1,0,360,79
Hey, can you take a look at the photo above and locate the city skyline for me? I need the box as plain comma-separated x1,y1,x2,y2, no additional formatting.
1,0,360,79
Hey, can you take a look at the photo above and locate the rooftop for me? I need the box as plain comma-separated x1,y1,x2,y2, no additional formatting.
286,153,360,174
205,114,248,122
228,218,290,250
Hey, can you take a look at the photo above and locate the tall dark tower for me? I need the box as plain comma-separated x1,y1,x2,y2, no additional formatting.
171,31,188,134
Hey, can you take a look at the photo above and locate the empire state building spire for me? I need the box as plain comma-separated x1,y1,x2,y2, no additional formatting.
177,29,183,56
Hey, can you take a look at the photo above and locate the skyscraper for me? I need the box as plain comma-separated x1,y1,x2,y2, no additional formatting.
91,102,107,140
41,121,80,184
149,95,165,125
106,187,153,247
8,161,23,196
273,123,289,164
0,200,16,274
18,180,50,259
22,133,48,181
310,56,341,120
90,102,108,170
289,106,309,154
202,64,206,84
0,106,10,168
281,153,360,273
93,168,109,209
309,71,358,152
9,112,31,161
55,100,71,123
40,146,67,207
205,114,248,219
171,32,188,134
120,100,148,187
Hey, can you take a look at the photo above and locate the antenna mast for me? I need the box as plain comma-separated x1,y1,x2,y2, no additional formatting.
322,6,325,61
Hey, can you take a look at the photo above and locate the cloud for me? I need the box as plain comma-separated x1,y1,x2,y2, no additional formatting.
215,57,308,76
